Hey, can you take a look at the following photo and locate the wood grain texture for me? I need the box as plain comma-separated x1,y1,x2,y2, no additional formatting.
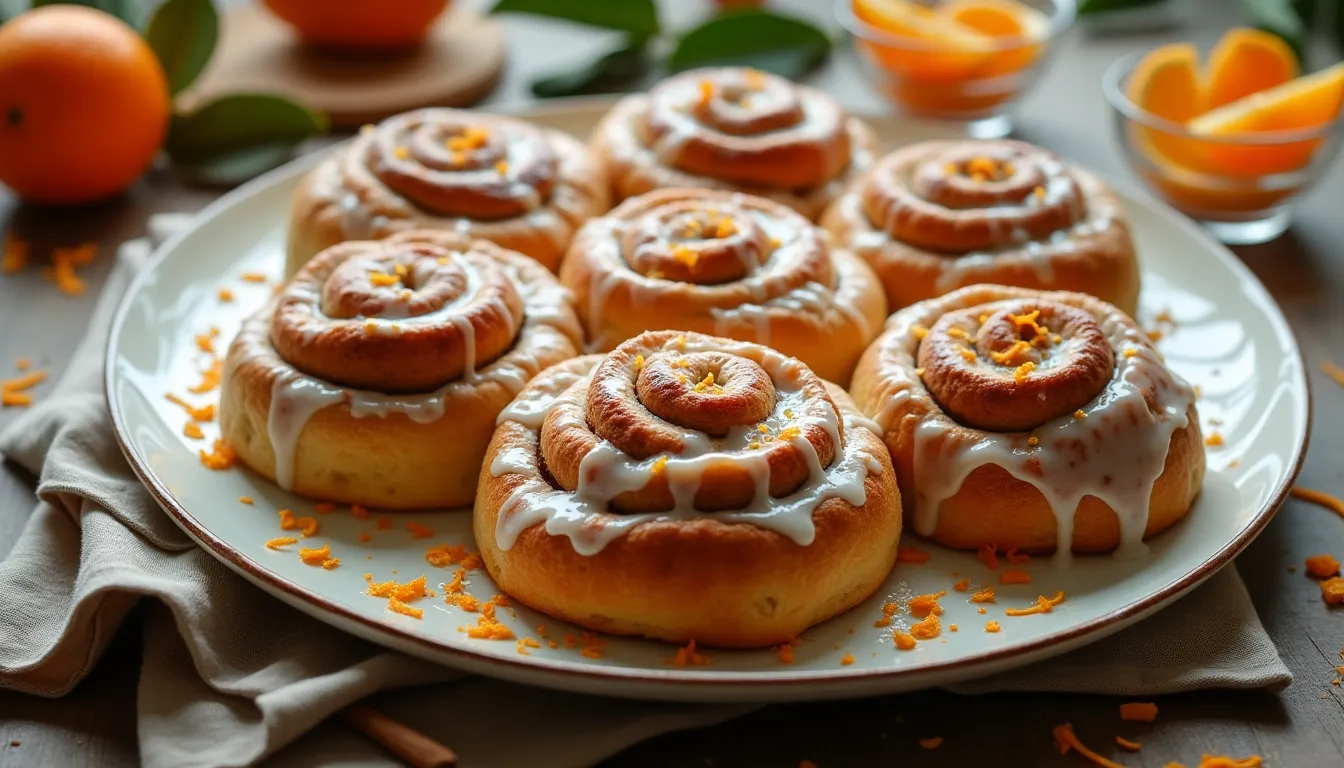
0,0,1341,766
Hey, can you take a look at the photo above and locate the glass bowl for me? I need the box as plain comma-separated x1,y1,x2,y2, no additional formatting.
1104,52,1344,245
835,0,1076,139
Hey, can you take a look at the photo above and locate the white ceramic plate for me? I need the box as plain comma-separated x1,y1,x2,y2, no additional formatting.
106,102,1309,702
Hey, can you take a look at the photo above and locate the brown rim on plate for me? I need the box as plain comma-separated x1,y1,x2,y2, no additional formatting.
103,108,1311,701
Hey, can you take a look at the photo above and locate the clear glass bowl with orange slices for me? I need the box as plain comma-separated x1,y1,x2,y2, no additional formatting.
837,0,1076,139
1104,28,1344,245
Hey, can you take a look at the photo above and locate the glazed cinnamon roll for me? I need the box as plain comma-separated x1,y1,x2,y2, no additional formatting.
560,189,886,384
823,140,1141,314
220,231,583,509
475,330,901,648
850,285,1203,561
592,67,878,220
286,108,609,276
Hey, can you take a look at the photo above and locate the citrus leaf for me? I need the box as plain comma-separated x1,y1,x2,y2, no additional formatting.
668,10,831,79
531,39,650,98
1243,0,1308,61
490,0,659,37
144,0,218,96
1077,0,1168,13
166,94,328,184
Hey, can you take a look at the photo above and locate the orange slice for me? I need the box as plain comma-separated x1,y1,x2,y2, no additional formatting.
851,0,992,81
1127,43,1207,170
940,0,1048,76
1189,61,1344,175
1205,28,1298,110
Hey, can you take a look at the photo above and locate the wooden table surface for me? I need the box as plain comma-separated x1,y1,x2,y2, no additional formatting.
2,1,1342,766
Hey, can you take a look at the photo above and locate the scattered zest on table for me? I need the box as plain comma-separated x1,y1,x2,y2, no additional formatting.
1115,736,1141,752
918,737,943,750
1290,486,1344,519
1119,702,1158,723
1305,554,1341,579
2,231,29,274
1,369,47,407
1321,361,1344,388
1052,722,1126,768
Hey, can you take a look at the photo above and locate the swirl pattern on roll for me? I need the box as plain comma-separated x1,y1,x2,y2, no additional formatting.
220,230,583,509
822,140,1140,314
560,189,887,384
287,108,609,275
849,284,1203,561
592,67,878,220
486,331,888,554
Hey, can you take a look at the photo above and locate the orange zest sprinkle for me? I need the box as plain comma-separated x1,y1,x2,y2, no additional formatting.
908,590,946,618
893,631,917,650
351,504,370,520
909,613,940,640
958,348,977,364
1290,486,1344,519
672,639,711,667
199,439,236,470
183,422,204,439
1074,409,1088,420
187,358,224,395
1000,569,1032,585
516,637,542,655
322,558,340,570
495,160,509,175
1321,576,1344,605
388,598,423,619
406,521,435,540
298,543,331,565
425,542,472,567
896,546,929,564
775,637,799,664
970,587,996,603
985,621,1001,633
465,600,516,640
2,231,29,274
1321,361,1344,387
217,288,233,302
376,516,393,530
165,393,215,422
14,358,30,371
2,368,47,407
1305,554,1341,579
874,601,900,628
238,496,253,505
838,653,855,666
1004,548,1032,565
1052,723,1126,768
1119,702,1158,722
1015,361,1037,381
369,271,400,287
919,737,944,749
1193,756,1262,768
358,532,372,543
1005,591,1066,616
1204,431,1224,447
313,502,336,514
990,339,1032,365
952,578,971,592
697,80,714,105
366,573,427,602
240,272,267,283
977,545,999,570
265,537,297,550
910,324,929,340
715,216,737,238
1115,736,1141,752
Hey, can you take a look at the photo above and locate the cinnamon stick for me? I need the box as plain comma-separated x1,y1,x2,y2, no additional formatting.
339,703,458,768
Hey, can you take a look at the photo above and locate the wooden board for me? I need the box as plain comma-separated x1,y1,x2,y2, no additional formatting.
188,3,505,129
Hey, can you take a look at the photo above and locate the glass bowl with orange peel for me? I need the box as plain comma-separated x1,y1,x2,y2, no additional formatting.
1104,27,1344,245
836,0,1076,139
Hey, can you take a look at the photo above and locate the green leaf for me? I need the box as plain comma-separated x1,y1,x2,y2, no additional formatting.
668,10,832,79
166,94,327,184
1078,0,1168,14
531,39,649,98
490,0,658,37
144,0,217,96
1243,0,1308,61
30,0,144,25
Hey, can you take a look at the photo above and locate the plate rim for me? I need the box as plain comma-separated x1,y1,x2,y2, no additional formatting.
103,106,1313,698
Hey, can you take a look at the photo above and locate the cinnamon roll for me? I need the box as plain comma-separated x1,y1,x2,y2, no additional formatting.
286,108,609,276
823,140,1141,314
592,67,879,220
849,285,1203,561
560,189,887,384
475,330,901,648
220,231,583,509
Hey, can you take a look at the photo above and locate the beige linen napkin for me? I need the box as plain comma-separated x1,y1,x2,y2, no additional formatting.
0,214,1289,768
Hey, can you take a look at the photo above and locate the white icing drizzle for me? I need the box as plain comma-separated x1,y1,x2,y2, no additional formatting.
491,338,882,555
237,257,578,491
873,295,1196,567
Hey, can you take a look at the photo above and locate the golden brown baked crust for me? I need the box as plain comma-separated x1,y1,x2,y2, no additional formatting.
220,230,582,509
849,284,1204,555
474,331,902,648
822,140,1141,315
286,109,610,277
559,188,887,385
591,67,879,220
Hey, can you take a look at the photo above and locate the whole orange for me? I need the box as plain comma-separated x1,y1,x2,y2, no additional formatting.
262,0,450,50
0,5,169,205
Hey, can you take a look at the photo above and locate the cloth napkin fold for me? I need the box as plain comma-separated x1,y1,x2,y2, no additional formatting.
0,213,1290,768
